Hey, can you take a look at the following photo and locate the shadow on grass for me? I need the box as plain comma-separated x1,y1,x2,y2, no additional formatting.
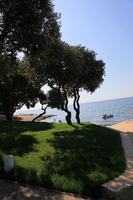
0,122,125,198
44,124,126,197
0,120,54,133
13,166,53,189
0,121,54,156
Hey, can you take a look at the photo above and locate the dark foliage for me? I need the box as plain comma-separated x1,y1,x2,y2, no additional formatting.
0,55,46,120
0,0,60,55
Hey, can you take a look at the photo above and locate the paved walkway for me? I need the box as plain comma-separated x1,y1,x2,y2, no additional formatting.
102,121,133,199
107,119,133,133
103,132,133,191
0,179,89,200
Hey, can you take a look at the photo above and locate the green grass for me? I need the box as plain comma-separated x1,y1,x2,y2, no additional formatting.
0,121,126,197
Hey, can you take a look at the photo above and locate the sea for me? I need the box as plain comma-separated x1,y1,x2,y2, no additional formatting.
16,96,133,125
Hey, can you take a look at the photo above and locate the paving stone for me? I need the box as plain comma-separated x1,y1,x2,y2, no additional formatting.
0,179,90,200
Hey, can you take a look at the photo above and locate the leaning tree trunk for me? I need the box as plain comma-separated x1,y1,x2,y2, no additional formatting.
63,88,72,125
73,89,80,124
32,105,48,122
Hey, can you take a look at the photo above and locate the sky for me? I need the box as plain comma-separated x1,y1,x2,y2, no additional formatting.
20,0,133,111
53,0,133,103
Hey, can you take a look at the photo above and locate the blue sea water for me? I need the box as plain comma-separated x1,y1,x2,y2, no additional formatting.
16,96,133,125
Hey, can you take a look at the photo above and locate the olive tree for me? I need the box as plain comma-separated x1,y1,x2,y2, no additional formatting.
0,55,44,120
71,46,105,123
0,0,60,56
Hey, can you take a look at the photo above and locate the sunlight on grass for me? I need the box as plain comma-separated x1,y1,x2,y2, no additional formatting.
0,121,126,197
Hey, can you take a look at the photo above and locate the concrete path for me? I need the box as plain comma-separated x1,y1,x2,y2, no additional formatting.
107,119,133,133
103,132,133,190
103,121,133,199
0,179,89,200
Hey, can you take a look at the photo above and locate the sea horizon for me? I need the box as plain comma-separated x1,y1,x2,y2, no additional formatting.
16,96,133,125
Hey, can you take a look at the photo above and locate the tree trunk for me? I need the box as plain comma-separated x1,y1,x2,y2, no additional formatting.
76,90,80,124
65,111,72,125
73,89,80,124
75,108,80,124
62,87,72,125
32,105,48,122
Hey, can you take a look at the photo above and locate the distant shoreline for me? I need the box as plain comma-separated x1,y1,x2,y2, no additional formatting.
0,114,56,122
1,114,133,130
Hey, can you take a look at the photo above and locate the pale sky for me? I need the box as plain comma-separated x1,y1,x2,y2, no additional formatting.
53,0,133,103
20,0,133,111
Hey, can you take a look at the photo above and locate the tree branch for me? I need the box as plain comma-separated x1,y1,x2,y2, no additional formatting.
32,104,48,122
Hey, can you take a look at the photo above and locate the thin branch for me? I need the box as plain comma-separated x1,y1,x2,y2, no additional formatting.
32,104,48,122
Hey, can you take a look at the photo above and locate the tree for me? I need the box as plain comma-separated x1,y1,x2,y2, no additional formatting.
44,42,80,125
71,46,105,123
0,0,61,120
36,39,105,124
44,43,105,124
32,88,65,122
0,0,60,56
0,55,43,120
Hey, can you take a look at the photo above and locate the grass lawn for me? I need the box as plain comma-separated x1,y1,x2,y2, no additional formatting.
0,121,126,197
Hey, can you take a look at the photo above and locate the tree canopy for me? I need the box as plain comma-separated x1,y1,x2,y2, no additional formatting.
40,42,105,124
43,42,80,124
70,46,105,123
0,0,61,121
0,1,105,124
0,55,44,120
0,0,60,56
